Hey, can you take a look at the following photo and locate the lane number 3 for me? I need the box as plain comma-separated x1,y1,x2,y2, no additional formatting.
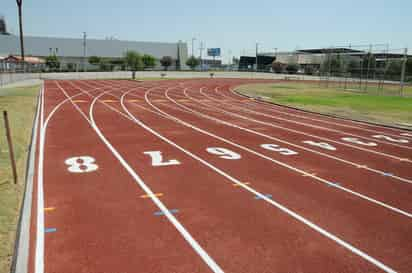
65,156,99,173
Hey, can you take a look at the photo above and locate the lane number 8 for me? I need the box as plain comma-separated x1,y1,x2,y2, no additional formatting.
65,156,99,173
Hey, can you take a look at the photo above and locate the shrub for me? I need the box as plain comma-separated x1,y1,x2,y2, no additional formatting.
160,56,173,71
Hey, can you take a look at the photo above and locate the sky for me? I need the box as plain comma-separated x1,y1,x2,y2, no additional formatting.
2,0,411,63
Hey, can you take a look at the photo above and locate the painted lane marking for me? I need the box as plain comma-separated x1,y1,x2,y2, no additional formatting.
154,209,179,216
101,99,117,103
44,207,56,211
176,88,412,184
357,165,368,169
72,100,88,103
194,88,409,161
212,88,412,150
44,228,57,233
35,83,109,273
226,87,412,141
160,88,412,217
206,147,241,160
127,99,141,103
341,137,377,147
141,193,164,198
233,182,250,187
372,135,409,144
303,141,337,151
143,151,181,167
254,194,272,200
74,85,224,273
65,156,99,173
302,173,317,177
122,88,398,273
261,143,298,155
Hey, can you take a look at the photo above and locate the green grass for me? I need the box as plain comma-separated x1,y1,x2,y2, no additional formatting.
0,85,39,273
236,82,412,126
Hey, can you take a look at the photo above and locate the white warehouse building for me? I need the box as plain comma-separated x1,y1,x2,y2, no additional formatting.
0,33,189,71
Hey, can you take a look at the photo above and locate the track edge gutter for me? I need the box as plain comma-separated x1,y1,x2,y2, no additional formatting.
10,82,43,273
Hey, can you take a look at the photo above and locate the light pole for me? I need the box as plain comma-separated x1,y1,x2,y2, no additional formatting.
82,32,87,71
191,37,196,57
256,43,259,72
274,48,278,60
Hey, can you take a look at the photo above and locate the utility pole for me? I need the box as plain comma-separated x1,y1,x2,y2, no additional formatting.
191,37,196,57
16,0,25,70
400,48,408,96
199,41,205,71
82,32,87,71
256,43,259,72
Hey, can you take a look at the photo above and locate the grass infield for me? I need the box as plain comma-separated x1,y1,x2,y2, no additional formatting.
0,85,39,273
236,82,412,127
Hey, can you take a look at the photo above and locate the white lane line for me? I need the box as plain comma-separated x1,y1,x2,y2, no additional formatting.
35,82,114,273
148,87,412,218
175,88,412,183
216,87,412,141
146,88,412,184
120,88,397,273
184,87,409,162
57,81,225,273
229,87,412,137
203,88,412,149
34,83,45,273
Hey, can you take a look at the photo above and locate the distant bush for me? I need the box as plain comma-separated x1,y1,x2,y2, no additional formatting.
186,56,200,70
160,56,173,71
272,61,285,73
286,63,299,74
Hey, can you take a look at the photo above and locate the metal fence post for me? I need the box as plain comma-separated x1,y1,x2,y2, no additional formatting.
400,48,408,97
3,111,18,184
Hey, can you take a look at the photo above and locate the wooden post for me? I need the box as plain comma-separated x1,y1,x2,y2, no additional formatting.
3,111,18,184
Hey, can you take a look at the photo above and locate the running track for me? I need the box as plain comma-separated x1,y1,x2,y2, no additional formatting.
28,79,412,273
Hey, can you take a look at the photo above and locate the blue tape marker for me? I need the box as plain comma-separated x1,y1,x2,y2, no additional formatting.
383,172,393,177
154,209,179,216
328,182,341,187
255,194,272,200
45,228,57,233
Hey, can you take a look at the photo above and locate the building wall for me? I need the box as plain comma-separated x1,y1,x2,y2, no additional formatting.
0,34,188,70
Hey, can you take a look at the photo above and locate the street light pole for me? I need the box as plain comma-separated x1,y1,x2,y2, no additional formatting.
82,32,87,71
191,37,196,57
256,42,259,72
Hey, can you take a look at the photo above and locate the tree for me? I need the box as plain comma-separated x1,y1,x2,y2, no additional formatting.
321,54,345,75
272,61,285,73
386,61,403,80
88,56,101,66
16,0,24,63
124,50,143,71
45,55,60,71
186,56,200,70
160,56,173,71
286,63,299,74
347,59,361,76
142,54,156,69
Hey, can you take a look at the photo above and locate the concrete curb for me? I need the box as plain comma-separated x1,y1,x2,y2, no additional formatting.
10,82,42,273
233,87,412,132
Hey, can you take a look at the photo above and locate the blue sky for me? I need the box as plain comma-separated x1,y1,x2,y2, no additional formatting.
2,0,411,62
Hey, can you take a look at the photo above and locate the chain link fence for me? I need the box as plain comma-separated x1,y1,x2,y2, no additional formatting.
318,45,411,96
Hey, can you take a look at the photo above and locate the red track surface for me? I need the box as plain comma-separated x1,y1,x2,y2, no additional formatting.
28,79,412,273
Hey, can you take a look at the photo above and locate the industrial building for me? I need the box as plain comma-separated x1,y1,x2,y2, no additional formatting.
0,18,188,71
